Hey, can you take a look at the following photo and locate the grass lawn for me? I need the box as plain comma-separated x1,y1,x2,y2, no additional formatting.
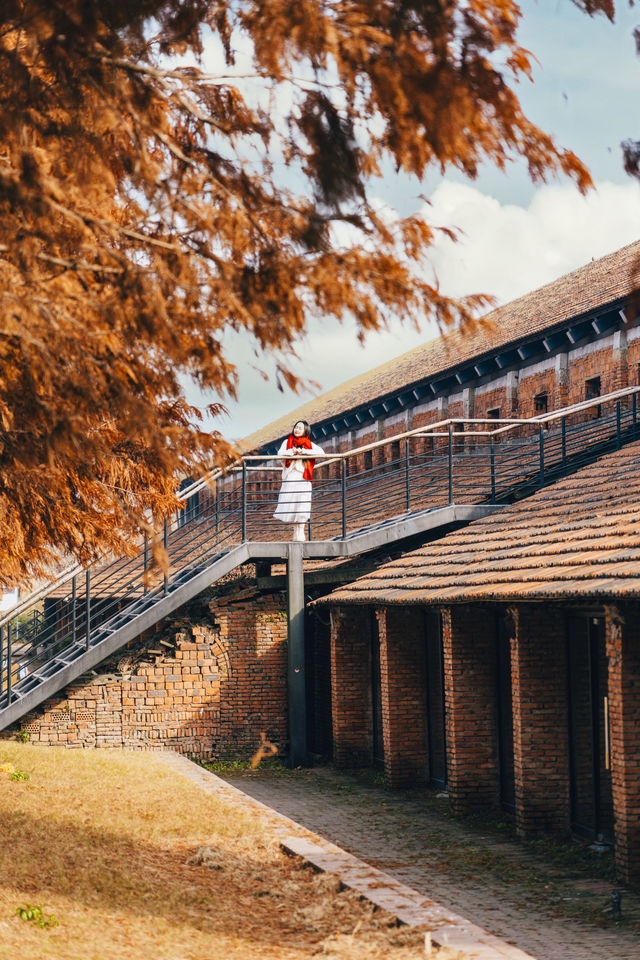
0,743,430,960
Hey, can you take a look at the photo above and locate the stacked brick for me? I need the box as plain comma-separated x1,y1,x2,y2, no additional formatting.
14,585,289,760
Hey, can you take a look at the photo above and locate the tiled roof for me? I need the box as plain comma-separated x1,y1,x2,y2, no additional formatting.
319,440,640,605
242,240,640,452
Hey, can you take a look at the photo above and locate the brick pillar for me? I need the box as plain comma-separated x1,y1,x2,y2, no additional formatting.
330,605,373,767
441,606,498,813
612,330,629,393
509,605,570,836
506,371,519,416
377,606,427,788
606,603,640,885
554,352,568,409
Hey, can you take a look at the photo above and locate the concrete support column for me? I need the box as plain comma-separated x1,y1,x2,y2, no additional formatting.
287,542,307,767
330,605,372,767
606,603,640,884
377,606,427,788
509,605,571,836
441,605,498,814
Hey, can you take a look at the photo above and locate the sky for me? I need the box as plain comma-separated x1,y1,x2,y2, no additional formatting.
189,0,640,442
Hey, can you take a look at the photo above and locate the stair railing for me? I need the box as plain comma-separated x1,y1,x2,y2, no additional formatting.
1,384,639,711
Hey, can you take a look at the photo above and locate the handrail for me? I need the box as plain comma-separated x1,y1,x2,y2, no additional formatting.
2,383,638,626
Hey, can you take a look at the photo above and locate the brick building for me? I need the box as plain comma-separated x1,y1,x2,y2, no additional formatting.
318,442,640,884
8,240,640,883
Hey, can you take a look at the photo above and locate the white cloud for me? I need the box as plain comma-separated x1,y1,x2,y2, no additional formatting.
200,178,640,439
425,179,640,304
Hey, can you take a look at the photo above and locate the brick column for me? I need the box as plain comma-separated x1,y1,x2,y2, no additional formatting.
377,606,427,788
441,606,498,813
606,604,640,885
554,352,568,409
330,605,373,767
612,330,629,393
509,605,570,837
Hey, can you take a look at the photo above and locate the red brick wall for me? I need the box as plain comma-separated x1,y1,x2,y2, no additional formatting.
475,387,508,421
330,605,373,767
441,605,498,813
377,606,427,787
510,605,570,836
519,370,555,418
605,603,640,885
565,346,612,407
14,589,289,760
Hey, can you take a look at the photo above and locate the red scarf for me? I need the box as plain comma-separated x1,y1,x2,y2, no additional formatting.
285,435,315,481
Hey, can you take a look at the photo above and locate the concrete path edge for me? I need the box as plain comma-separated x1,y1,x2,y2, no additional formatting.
161,753,537,960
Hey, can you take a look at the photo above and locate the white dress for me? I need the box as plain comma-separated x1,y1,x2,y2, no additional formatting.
273,439,325,523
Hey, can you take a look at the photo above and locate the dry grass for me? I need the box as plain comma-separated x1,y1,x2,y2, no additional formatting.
0,744,434,960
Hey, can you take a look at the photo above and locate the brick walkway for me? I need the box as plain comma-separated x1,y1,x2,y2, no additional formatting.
223,766,640,960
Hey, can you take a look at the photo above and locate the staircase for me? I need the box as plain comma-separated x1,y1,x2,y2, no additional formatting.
2,385,639,730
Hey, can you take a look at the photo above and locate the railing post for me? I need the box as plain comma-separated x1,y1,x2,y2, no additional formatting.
634,393,638,439
341,458,347,538
448,424,453,504
539,424,545,488
0,624,4,701
215,479,220,537
616,400,622,449
143,535,149,594
71,575,77,646
85,570,91,652
6,622,11,706
490,436,496,504
405,438,411,512
163,518,169,594
241,462,247,542
561,416,567,471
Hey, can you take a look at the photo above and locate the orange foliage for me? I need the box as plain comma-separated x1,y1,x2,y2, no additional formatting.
0,1,594,584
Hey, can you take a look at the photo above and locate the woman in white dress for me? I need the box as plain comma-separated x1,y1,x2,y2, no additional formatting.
273,420,324,541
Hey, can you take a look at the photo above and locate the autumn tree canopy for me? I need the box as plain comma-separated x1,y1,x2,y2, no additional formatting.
0,0,603,584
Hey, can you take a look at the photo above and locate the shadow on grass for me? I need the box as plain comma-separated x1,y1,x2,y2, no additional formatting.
0,805,362,950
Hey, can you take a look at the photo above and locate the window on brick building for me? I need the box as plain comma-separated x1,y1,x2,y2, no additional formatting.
390,439,401,469
486,407,501,442
534,392,549,429
364,449,373,471
585,376,602,418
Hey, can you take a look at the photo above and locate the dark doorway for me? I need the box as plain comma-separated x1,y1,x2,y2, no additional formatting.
423,609,447,789
567,615,613,843
495,614,515,812
305,608,333,760
370,612,384,766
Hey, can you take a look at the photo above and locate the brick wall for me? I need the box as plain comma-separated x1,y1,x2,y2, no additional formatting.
509,605,570,836
13,586,289,760
441,605,498,813
605,602,640,885
519,368,555,418
377,606,427,788
330,605,373,767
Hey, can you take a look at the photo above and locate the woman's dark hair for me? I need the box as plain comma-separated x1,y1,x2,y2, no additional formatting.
291,419,311,438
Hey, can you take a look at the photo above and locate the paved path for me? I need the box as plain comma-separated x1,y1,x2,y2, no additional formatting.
223,767,640,960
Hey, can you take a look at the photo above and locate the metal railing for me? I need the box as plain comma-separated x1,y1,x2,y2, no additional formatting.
1,384,639,714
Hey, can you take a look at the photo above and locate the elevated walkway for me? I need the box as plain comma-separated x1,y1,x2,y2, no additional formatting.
2,385,639,759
